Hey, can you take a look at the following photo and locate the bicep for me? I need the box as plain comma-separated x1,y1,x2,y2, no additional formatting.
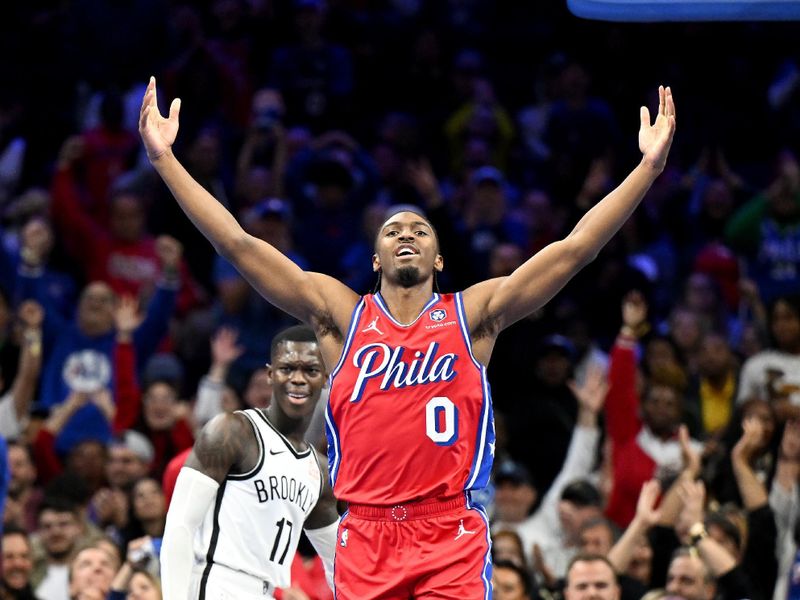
184,413,247,484
468,239,584,331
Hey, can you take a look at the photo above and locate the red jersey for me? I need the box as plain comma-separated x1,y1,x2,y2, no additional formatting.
325,292,495,504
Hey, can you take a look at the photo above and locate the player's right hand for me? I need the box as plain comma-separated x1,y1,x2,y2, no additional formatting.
139,76,181,162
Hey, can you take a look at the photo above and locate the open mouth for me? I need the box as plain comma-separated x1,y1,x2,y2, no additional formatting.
286,392,310,405
395,244,419,258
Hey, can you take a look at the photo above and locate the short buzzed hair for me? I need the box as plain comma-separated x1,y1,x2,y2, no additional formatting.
565,553,619,586
270,325,318,360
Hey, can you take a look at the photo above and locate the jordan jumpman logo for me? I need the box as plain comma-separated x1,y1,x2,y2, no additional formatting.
455,519,476,540
362,316,384,335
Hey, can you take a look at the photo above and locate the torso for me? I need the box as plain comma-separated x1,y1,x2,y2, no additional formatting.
193,409,323,589
324,292,496,504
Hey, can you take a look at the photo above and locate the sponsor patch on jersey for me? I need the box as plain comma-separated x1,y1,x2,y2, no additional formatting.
429,308,447,322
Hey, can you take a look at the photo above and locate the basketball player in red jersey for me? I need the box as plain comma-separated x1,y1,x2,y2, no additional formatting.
140,78,676,598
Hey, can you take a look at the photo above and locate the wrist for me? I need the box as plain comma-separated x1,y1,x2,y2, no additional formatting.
689,521,707,547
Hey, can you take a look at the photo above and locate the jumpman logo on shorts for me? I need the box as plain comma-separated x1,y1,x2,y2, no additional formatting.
455,519,476,540
362,316,384,335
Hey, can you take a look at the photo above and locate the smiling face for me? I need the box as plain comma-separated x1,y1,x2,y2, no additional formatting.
373,211,442,289
267,341,327,420
2,532,33,590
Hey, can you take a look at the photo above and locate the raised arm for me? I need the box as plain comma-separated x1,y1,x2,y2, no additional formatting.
139,78,358,328
464,86,676,333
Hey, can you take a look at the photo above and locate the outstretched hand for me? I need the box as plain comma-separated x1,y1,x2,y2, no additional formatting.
139,77,181,162
639,86,676,173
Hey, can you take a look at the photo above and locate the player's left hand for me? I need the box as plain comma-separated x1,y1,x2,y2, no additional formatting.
639,85,676,173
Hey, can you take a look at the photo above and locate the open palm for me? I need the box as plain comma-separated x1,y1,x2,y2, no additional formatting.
139,77,181,161
638,85,676,172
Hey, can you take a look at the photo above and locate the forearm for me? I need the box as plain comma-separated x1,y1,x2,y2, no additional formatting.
696,535,738,577
11,330,42,419
731,457,769,510
569,161,661,257
110,562,134,593
161,468,219,600
608,516,649,573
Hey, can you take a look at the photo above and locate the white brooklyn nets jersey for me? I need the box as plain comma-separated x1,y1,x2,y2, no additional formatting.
192,409,323,592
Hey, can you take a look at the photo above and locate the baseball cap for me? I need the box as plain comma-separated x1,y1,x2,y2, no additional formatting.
494,459,533,487
471,165,505,187
560,479,602,507
112,430,155,464
143,353,184,390
251,198,292,221
538,334,577,361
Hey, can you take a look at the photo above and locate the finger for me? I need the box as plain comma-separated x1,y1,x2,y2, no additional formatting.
169,98,181,122
151,76,159,110
640,106,650,129
658,85,665,116
665,86,675,119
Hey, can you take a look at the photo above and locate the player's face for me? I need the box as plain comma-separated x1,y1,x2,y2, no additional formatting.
268,341,326,419
373,212,442,288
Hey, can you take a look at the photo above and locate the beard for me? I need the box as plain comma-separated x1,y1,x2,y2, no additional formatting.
396,266,422,288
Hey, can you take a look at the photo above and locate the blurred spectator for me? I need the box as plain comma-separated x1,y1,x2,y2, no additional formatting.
31,497,86,600
51,137,200,314
562,554,620,600
604,292,702,527
1,524,35,599
492,530,527,568
492,558,533,600
268,0,354,131
504,334,581,493
737,295,800,416
109,537,163,600
4,442,43,532
726,150,800,305
684,332,739,439
66,542,118,600
0,301,43,441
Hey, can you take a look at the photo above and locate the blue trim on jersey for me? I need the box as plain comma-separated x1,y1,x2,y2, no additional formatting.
455,292,495,491
325,402,343,487
466,494,492,600
454,292,483,370
326,297,365,489
374,292,440,327
329,298,366,381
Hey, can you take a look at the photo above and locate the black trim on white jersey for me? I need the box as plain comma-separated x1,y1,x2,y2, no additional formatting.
228,410,266,481
254,409,312,459
198,480,227,600
310,446,324,501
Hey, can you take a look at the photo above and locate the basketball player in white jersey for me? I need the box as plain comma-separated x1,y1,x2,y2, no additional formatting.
159,325,339,600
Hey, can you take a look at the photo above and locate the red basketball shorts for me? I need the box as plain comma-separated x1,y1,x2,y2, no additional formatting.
333,494,492,599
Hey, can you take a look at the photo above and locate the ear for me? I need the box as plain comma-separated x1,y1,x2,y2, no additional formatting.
434,253,444,272
263,363,273,384
372,253,381,273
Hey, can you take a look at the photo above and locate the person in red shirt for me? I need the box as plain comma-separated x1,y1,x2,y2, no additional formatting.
604,291,702,527
50,136,202,315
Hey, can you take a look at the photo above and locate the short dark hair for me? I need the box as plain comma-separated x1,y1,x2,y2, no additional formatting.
2,523,31,542
579,517,622,543
38,495,80,519
561,480,602,507
270,325,318,360
565,553,618,586
493,559,533,594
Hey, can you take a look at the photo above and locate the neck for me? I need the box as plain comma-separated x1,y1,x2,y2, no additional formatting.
378,282,435,324
265,405,310,450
